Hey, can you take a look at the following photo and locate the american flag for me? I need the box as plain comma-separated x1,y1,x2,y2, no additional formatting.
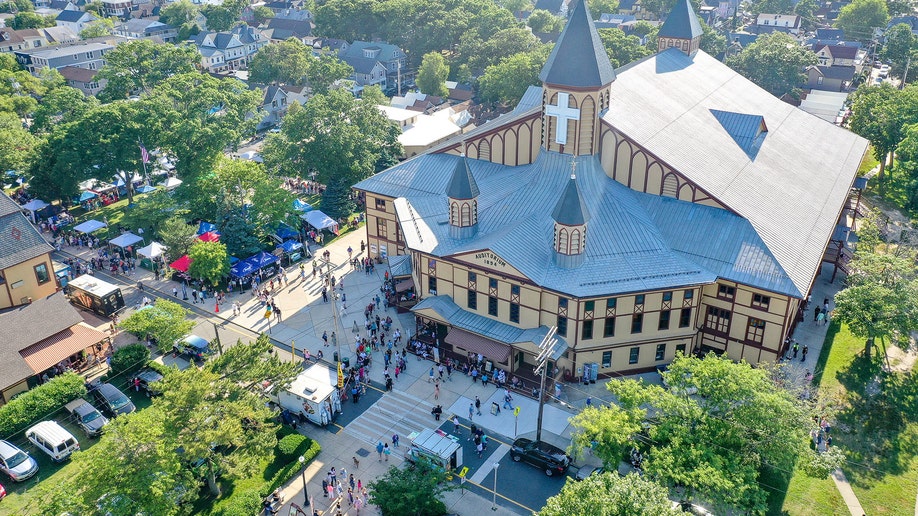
139,144,150,164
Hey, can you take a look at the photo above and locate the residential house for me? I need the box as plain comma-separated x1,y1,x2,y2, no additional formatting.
0,193,57,311
262,0,308,15
59,65,105,95
812,43,861,68
341,56,387,92
532,0,565,16
190,25,267,73
618,0,654,20
55,10,97,34
815,27,845,40
887,15,918,37
15,41,113,74
262,17,313,42
101,0,133,18
754,13,801,34
113,18,178,42
0,292,110,405
251,84,288,129
280,84,308,105
806,65,856,92
42,26,79,44
0,30,33,54
304,36,347,55
594,13,637,29
49,0,79,10
339,40,408,92
378,103,470,158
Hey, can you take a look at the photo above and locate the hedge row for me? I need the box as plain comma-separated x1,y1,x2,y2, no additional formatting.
0,372,86,437
145,359,179,377
108,344,151,378
262,436,321,497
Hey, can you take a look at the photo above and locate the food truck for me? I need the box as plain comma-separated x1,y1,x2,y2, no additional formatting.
66,275,125,317
404,428,463,473
272,363,341,426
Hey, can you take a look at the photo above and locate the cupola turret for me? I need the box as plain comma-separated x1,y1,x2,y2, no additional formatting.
551,171,590,268
447,155,479,239
657,0,703,56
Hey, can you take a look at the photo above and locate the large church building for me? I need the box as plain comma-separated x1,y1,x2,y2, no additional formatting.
354,0,867,380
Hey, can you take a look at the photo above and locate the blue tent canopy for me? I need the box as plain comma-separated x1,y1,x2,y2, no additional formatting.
197,221,218,235
292,199,313,212
246,251,278,269
278,240,303,253
137,185,157,193
230,260,255,278
79,191,98,202
274,223,299,239
228,256,240,265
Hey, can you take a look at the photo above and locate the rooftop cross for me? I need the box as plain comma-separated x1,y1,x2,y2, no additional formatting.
545,92,580,145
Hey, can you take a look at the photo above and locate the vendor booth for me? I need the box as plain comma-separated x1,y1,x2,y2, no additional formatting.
137,242,167,273
169,255,191,273
73,219,107,234
109,232,143,250
137,184,158,194
302,210,339,235
159,177,183,190
277,240,306,264
292,199,313,212
197,221,218,235
197,231,220,243
20,199,48,223
230,260,255,278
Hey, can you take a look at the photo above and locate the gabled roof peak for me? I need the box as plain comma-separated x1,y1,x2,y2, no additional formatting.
658,0,703,40
552,175,590,225
539,0,616,89
447,156,479,200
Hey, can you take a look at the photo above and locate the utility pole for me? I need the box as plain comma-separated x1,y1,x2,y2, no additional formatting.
534,327,559,443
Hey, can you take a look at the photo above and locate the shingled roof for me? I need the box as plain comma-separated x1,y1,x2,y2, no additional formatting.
538,0,615,88
0,192,54,271
658,0,703,40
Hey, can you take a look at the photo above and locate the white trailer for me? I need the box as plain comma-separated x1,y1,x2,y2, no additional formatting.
275,363,341,426
405,428,463,473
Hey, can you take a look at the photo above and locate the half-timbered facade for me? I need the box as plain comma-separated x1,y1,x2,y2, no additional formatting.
354,0,868,380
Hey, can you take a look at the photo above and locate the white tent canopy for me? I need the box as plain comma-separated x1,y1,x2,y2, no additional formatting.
21,199,48,211
239,151,264,163
159,177,183,189
73,219,107,234
302,210,338,232
137,242,167,259
109,232,143,248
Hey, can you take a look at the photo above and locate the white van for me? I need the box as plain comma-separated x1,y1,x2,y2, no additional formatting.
26,421,80,462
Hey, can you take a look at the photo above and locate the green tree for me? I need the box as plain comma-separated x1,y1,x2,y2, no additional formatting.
144,72,262,182
751,0,795,15
187,240,229,286
570,354,828,514
121,189,187,237
157,214,198,261
96,40,200,101
794,0,819,30
590,0,620,16
8,11,55,29
0,0,33,13
527,9,565,33
306,53,354,95
848,83,918,178
249,38,311,85
416,51,449,97
833,210,918,354
79,17,114,39
159,0,200,27
27,129,85,201
31,86,99,134
0,112,38,173
220,216,264,257
699,18,726,56
201,0,246,32
882,23,916,74
540,473,681,516
726,31,818,97
83,0,104,16
361,84,388,105
261,91,401,216
478,47,549,105
836,0,889,42
314,0,379,41
253,4,274,24
598,28,652,68
461,27,541,74
369,460,454,516
120,298,195,352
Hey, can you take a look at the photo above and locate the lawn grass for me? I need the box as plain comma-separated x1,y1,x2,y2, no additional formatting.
776,321,918,515
858,149,879,176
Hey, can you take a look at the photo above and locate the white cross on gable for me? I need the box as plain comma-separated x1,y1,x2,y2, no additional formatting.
545,92,580,145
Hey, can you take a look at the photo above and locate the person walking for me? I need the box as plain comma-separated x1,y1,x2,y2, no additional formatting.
475,395,481,416
434,382,440,400
453,415,460,434
191,289,198,304
376,441,384,462
503,389,513,410
792,341,799,358
468,402,474,421
802,345,809,362
383,443,391,461
392,433,400,448
428,366,435,383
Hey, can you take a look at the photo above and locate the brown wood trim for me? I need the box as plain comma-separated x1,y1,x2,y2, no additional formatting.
542,82,613,92
464,111,542,147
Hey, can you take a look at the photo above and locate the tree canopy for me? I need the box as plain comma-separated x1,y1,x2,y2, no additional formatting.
119,298,195,352
539,473,682,516
369,460,454,516
598,28,652,68
96,40,200,101
726,31,818,97
569,354,833,513
249,38,312,85
187,240,229,287
836,0,889,41
416,51,449,97
478,46,550,105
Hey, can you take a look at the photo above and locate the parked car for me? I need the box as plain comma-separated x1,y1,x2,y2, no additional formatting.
574,465,604,480
672,501,715,515
509,438,571,477
92,383,136,417
131,369,164,397
174,335,212,363
0,440,38,482
65,398,109,437
26,421,80,462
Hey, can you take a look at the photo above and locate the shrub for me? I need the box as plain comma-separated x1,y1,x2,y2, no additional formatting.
145,360,177,377
216,488,262,516
0,372,86,436
261,438,320,497
109,343,150,378
277,433,307,458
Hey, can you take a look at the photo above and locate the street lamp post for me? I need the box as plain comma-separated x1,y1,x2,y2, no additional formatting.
491,462,499,511
534,327,559,443
298,455,310,507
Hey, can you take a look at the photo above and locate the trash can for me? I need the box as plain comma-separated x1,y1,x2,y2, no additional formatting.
333,351,339,362
343,357,350,368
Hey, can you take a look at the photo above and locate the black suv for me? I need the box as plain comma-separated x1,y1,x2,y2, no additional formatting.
509,438,571,477
131,369,164,397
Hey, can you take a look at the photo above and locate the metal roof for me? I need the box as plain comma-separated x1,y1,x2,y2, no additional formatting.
551,176,590,225
658,0,703,40
538,0,615,88
604,48,867,296
446,157,479,200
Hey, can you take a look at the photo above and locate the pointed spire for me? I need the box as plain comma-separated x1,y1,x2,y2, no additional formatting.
658,0,703,40
446,155,479,200
539,0,615,88
552,175,590,226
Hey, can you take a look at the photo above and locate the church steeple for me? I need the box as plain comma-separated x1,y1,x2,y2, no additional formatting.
447,155,479,239
539,0,614,156
657,0,703,56
551,167,590,268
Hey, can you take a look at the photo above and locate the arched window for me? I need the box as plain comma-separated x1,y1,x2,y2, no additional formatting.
570,229,582,254
557,227,570,254
460,203,472,226
450,201,459,226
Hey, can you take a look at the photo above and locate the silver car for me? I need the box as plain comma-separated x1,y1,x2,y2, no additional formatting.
0,440,38,482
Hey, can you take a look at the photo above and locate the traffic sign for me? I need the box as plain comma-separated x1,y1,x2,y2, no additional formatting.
513,406,521,417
